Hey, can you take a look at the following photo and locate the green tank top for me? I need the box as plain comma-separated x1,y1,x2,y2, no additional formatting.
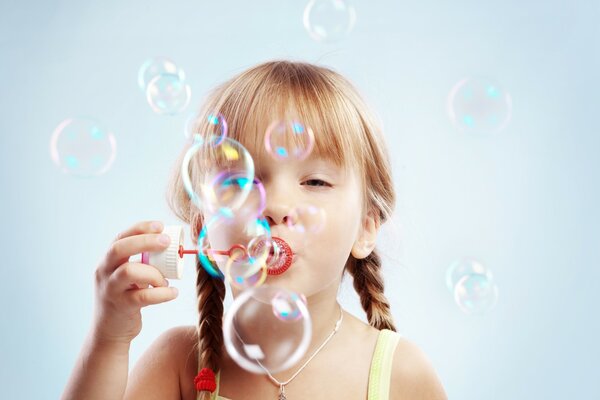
199,329,402,400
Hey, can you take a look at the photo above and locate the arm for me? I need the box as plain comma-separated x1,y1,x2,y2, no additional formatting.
123,326,192,400
390,338,448,400
61,221,179,400
61,332,131,400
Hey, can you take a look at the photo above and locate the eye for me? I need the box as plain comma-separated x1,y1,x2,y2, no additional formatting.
303,179,331,187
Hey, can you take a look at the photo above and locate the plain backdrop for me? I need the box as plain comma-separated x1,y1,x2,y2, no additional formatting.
1,1,599,399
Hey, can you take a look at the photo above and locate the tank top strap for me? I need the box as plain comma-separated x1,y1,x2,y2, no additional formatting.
367,329,402,400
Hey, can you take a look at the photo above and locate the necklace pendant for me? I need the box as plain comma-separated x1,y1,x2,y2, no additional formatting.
278,385,287,400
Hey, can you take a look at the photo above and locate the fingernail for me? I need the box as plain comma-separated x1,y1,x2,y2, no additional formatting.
172,287,179,296
151,221,163,231
158,234,171,245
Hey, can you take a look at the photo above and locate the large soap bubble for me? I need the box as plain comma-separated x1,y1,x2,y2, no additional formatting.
182,136,255,213
223,285,311,374
198,212,273,288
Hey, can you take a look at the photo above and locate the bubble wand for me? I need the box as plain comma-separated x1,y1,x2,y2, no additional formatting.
141,226,294,279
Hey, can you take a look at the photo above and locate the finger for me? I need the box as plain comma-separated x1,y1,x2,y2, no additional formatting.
114,221,164,242
101,233,172,275
108,262,169,293
125,286,179,307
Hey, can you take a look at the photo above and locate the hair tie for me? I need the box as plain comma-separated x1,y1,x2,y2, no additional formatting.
194,367,217,392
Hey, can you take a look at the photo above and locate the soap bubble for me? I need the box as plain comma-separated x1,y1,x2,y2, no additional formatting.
454,273,499,315
303,0,357,43
146,73,191,115
137,56,185,92
181,137,255,212
271,290,305,322
198,214,272,283
50,117,117,177
446,258,499,315
186,112,228,145
223,285,311,374
224,246,268,290
286,204,326,234
445,258,493,291
447,77,512,134
264,120,315,161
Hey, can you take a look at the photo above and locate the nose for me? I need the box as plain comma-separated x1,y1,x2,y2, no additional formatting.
262,183,293,227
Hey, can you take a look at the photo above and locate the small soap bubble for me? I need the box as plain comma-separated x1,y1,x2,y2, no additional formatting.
50,117,117,177
137,56,185,92
185,112,228,145
303,0,357,43
447,77,512,134
264,120,315,161
446,258,499,315
445,258,492,291
271,291,305,322
454,273,499,315
146,73,191,115
286,204,326,234
223,285,311,374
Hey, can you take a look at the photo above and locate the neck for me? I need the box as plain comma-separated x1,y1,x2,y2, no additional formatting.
271,278,343,380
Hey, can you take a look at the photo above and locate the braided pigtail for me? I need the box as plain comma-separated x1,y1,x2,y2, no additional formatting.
192,218,226,400
346,249,396,332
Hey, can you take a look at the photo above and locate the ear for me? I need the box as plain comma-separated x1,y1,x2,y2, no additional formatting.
351,209,380,259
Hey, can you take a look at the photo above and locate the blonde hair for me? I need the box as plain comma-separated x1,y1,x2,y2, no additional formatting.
166,60,396,399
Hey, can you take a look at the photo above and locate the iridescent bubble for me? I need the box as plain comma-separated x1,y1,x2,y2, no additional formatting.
198,214,272,284
225,248,268,290
184,112,196,139
50,118,117,177
223,285,311,374
264,120,315,161
454,273,499,315
137,56,185,92
271,291,306,322
303,0,357,43
181,137,255,212
185,112,228,145
445,258,493,292
146,73,191,115
446,258,499,315
286,204,326,233
447,77,512,134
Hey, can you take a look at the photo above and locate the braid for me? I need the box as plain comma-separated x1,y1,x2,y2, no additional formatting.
192,222,226,400
346,249,396,332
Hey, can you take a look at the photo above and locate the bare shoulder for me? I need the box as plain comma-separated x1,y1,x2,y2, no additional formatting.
389,337,448,400
124,325,197,400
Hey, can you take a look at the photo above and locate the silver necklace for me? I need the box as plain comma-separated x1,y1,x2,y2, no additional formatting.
257,303,344,400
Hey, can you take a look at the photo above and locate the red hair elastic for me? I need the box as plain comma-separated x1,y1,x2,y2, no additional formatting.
194,368,217,393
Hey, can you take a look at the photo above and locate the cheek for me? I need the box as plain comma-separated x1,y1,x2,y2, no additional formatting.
314,209,361,259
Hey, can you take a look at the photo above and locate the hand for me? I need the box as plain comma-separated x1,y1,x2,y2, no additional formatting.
91,221,179,345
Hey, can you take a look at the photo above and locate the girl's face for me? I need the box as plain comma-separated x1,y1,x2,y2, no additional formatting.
222,151,371,298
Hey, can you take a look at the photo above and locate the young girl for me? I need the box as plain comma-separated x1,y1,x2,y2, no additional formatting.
62,61,447,400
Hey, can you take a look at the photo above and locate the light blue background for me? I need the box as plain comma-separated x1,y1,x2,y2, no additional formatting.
1,1,598,399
